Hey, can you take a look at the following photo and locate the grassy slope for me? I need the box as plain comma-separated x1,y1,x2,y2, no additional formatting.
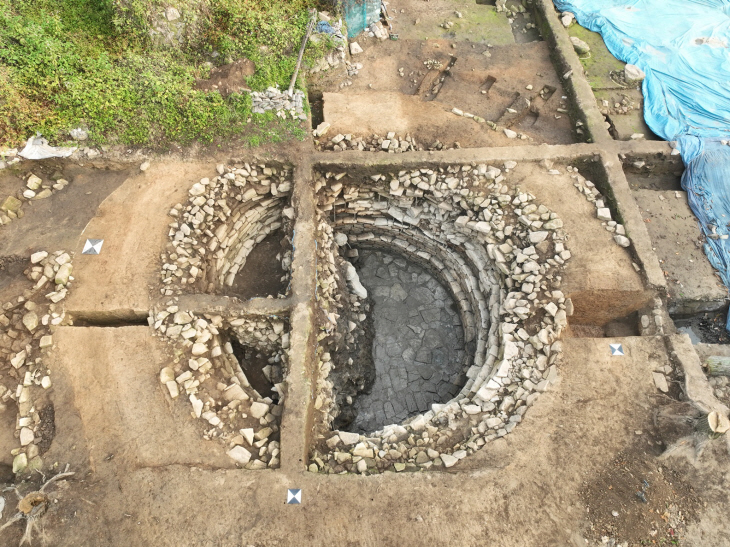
0,0,327,149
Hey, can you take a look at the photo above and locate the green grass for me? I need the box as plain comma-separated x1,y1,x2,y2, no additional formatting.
0,0,326,148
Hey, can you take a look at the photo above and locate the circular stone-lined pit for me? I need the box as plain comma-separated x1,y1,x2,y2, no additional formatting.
349,249,466,433
310,161,574,474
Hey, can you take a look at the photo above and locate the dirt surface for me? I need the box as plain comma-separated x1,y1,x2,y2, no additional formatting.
222,229,289,300
0,162,130,256
194,58,255,97
2,335,722,547
316,39,575,147
506,161,651,325
63,158,219,317
633,189,728,315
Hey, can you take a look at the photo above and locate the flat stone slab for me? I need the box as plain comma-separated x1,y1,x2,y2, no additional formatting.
633,189,727,314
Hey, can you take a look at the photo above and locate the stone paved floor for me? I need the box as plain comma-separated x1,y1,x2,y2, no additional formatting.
349,250,466,433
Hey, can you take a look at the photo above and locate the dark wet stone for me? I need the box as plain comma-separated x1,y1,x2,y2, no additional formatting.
348,249,467,433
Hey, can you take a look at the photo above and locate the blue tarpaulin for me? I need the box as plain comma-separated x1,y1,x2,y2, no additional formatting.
553,0,730,323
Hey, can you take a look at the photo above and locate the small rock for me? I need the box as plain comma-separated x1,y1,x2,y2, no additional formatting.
596,207,612,221
223,384,249,402
22,312,38,332
26,174,42,190
529,231,548,244
31,251,48,264
190,395,203,417
69,127,88,141
241,428,255,445
624,64,646,84
140,161,150,172
503,128,517,139
314,122,331,137
338,431,360,445
249,401,269,419
1,196,22,213
570,36,590,55
189,182,206,196
12,453,27,474
441,453,458,468
349,42,363,55
55,263,72,285
652,372,669,393
191,343,207,356
227,445,252,465
614,235,631,248
19,427,34,446
160,367,175,383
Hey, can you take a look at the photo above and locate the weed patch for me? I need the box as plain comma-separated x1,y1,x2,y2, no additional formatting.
0,0,328,149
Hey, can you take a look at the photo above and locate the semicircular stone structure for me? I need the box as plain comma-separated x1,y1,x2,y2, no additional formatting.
148,162,295,470
310,162,573,473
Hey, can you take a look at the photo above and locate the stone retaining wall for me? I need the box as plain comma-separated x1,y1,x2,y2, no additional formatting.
160,162,293,296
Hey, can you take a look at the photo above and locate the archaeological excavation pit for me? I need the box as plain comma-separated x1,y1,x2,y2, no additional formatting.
149,161,296,469
160,161,295,300
309,161,576,473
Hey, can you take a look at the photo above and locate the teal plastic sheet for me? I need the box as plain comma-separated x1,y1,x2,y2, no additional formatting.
343,0,380,38
553,0,730,324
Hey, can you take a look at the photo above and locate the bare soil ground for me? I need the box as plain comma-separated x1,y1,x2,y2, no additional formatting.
0,162,130,257
313,38,575,147
1,333,725,547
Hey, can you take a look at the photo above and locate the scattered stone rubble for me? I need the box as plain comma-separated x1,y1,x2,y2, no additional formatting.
160,162,293,296
564,163,632,249
150,306,287,469
308,161,576,473
308,42,347,74
0,147,21,170
1,172,71,227
250,88,307,120
318,132,421,153
0,251,74,475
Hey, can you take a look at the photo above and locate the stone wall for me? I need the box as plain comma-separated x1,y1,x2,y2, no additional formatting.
151,162,295,469
161,162,293,296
